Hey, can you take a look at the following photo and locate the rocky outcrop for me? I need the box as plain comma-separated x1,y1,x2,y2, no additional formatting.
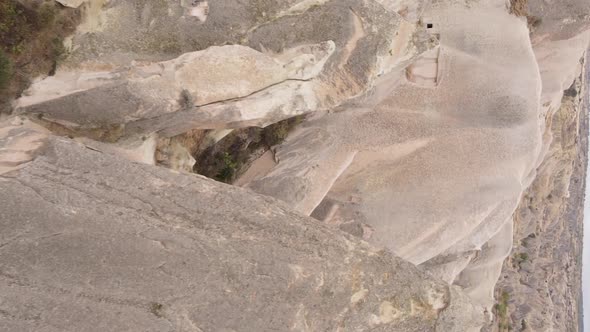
490,54,588,332
245,0,542,315
16,0,435,139
17,43,334,134
0,119,484,331
5,0,590,329
487,0,590,329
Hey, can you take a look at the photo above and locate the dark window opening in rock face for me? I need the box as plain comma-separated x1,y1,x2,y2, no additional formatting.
427,23,434,29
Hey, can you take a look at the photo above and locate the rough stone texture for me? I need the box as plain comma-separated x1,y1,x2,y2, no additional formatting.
16,0,435,138
489,57,588,332
0,119,484,331
4,0,590,329
16,43,333,133
241,0,590,322
485,0,590,329
246,0,541,315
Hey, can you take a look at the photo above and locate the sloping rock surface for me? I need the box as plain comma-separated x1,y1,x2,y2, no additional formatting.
16,0,435,138
490,54,588,332
6,0,590,328
0,120,483,331
246,0,541,314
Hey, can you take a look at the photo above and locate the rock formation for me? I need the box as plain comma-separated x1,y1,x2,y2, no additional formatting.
492,62,587,332
489,0,590,329
2,0,590,330
0,118,483,331
16,0,435,138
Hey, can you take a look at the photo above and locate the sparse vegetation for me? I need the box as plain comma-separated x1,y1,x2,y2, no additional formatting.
149,302,164,318
0,50,12,89
495,291,512,331
0,0,81,112
194,115,305,183
513,252,530,270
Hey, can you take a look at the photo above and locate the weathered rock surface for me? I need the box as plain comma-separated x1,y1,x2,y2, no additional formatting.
16,0,435,138
0,119,484,331
246,0,542,315
527,0,590,43
490,55,588,332
17,43,334,134
486,0,590,329
239,0,590,324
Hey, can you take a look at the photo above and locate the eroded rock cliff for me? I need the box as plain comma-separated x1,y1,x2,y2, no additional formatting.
490,53,588,332
2,0,590,330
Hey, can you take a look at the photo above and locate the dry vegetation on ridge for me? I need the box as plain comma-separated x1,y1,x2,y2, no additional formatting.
0,0,80,113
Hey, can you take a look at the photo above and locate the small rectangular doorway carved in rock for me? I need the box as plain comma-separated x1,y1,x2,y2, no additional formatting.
426,23,433,29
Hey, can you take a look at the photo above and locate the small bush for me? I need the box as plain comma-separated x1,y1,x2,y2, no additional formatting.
0,1,80,110
51,36,66,58
215,152,239,183
0,50,12,89
514,252,529,269
149,302,164,318
495,291,511,330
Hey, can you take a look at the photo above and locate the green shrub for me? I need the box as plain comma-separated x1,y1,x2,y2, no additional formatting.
215,152,239,183
514,252,529,269
0,50,12,89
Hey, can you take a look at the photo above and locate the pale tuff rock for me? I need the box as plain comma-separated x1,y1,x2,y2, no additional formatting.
0,120,483,332
488,0,590,329
246,0,541,314
4,0,589,329
16,43,333,133
490,64,588,332
17,0,434,139
245,3,589,323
